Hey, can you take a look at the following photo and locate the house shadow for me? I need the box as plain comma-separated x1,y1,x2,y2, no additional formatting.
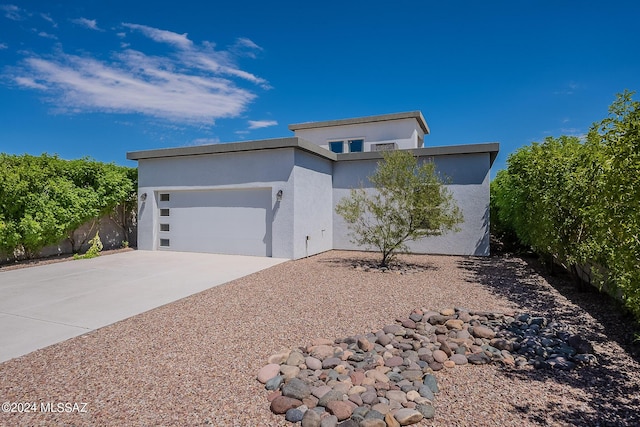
457,253,640,426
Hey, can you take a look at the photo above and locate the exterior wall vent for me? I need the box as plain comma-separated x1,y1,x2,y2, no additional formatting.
372,142,398,151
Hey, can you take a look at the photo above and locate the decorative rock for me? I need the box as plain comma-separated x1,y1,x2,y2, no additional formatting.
372,403,391,414
285,408,305,422
326,400,353,421
394,408,423,425
318,390,345,407
423,374,439,393
432,350,448,363
268,350,291,364
358,337,375,352
471,325,496,339
270,396,302,414
401,370,423,382
386,390,408,404
360,419,386,427
301,408,322,427
323,357,343,369
444,319,464,330
384,412,401,427
311,345,336,360
417,385,435,401
286,351,306,366
385,356,404,367
415,403,436,419
450,354,468,365
257,363,280,384
260,307,595,425
306,356,323,370
280,364,300,380
282,378,311,400
265,375,284,391
567,335,594,354
320,415,339,427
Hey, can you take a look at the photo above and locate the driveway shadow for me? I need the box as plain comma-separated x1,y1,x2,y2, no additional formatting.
458,254,640,426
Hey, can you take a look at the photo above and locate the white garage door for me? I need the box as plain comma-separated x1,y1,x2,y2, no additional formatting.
157,189,272,256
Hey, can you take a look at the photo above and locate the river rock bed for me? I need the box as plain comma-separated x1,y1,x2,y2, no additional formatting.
257,307,597,426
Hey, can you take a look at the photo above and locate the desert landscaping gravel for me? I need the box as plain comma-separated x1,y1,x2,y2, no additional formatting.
1,250,639,426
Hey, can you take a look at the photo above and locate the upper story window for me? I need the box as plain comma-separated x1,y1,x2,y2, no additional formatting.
329,141,344,153
329,139,364,153
348,139,364,152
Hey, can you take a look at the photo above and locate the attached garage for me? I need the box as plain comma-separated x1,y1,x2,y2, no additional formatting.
155,188,273,256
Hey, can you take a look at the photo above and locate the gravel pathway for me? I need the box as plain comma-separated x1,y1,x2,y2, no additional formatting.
1,250,638,426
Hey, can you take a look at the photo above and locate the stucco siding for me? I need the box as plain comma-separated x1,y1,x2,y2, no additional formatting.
292,151,334,258
332,152,491,256
293,118,423,151
136,148,297,258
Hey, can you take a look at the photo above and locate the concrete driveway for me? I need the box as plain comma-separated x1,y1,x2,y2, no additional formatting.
0,251,287,363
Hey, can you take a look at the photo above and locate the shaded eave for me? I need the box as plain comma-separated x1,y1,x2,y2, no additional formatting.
127,139,499,168
288,111,430,135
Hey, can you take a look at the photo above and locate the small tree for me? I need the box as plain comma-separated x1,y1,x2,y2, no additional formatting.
336,150,463,266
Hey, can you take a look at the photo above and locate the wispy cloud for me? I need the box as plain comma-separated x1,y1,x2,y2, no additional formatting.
8,23,270,125
40,13,56,27
71,17,102,31
37,31,57,40
248,119,278,129
14,76,47,89
554,81,580,95
123,23,192,50
191,137,221,145
0,4,25,21
0,42,7,49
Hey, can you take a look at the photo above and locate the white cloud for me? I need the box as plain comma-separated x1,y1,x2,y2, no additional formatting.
0,42,7,49
6,23,269,125
37,31,57,40
14,76,47,90
123,23,192,50
71,17,102,31
41,13,56,27
1,4,24,21
191,137,221,145
248,120,278,129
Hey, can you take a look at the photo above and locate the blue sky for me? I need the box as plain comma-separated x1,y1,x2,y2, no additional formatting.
1,1,639,173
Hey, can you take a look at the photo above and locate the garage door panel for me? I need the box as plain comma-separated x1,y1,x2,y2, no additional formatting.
160,189,272,256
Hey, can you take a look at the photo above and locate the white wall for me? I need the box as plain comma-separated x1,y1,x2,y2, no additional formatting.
293,118,424,152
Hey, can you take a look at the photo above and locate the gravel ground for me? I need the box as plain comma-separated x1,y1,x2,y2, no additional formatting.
1,250,639,426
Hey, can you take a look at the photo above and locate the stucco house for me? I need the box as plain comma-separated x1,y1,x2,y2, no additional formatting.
126,111,498,259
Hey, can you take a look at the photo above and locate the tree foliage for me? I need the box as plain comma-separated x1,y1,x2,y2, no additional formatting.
0,154,137,258
491,91,640,318
336,150,463,266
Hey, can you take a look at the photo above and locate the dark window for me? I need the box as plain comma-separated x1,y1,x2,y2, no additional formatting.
349,139,364,152
159,193,170,202
329,141,344,153
160,223,170,232
159,238,170,247
160,208,170,217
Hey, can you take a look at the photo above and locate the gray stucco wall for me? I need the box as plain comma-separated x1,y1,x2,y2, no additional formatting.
332,152,491,256
136,148,297,259
292,151,334,258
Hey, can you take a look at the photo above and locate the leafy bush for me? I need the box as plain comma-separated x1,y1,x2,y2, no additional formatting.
491,91,640,318
0,154,137,258
73,232,104,260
